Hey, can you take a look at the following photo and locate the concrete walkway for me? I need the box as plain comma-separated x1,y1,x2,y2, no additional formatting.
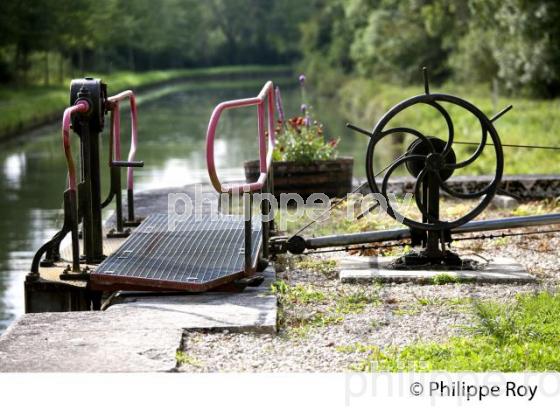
0,267,276,372
0,184,276,372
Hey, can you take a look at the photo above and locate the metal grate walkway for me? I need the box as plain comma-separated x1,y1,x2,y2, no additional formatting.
91,213,262,292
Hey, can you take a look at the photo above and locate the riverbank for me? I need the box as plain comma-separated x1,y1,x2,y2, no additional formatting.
0,65,291,141
332,77,560,176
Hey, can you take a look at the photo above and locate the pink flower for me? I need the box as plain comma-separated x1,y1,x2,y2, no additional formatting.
299,74,306,86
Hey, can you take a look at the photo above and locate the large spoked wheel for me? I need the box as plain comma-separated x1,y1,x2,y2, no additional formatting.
366,93,504,232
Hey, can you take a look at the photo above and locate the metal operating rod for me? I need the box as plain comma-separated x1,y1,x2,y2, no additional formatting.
346,122,373,137
490,104,513,122
300,212,560,251
289,150,410,238
423,66,430,95
453,140,560,151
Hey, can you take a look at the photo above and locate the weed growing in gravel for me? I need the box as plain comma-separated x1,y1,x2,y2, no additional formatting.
271,280,327,304
341,291,560,371
335,289,381,314
380,244,411,257
270,280,381,338
431,273,458,285
431,273,475,285
493,237,509,246
176,351,202,367
288,312,344,338
414,296,473,308
271,280,341,337
415,296,439,306
294,257,337,277
392,306,420,316
511,200,560,217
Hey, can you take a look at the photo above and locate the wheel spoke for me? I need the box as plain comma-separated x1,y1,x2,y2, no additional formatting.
426,101,454,156
445,119,488,170
379,127,435,153
436,171,494,199
380,154,425,221
413,168,427,215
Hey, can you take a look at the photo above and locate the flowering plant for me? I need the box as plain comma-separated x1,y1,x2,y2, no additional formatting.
272,75,340,164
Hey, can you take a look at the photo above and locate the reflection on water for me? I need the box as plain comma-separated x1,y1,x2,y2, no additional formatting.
0,79,365,331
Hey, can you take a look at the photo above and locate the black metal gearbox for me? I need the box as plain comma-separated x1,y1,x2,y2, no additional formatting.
69,77,107,135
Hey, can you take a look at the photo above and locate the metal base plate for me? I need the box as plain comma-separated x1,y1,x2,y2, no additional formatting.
91,214,262,292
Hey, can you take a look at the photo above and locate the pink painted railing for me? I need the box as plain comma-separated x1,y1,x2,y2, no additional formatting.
107,90,139,190
62,100,90,191
206,81,275,193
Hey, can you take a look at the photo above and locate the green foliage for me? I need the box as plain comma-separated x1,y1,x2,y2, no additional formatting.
341,291,560,371
0,0,311,83
272,117,340,163
335,289,381,314
511,200,560,217
431,272,475,285
176,351,202,367
270,279,343,338
471,292,560,345
0,65,286,138
301,0,560,97
347,338,560,372
431,272,460,285
273,75,340,163
270,280,326,305
471,0,560,96
294,258,337,276
338,78,560,175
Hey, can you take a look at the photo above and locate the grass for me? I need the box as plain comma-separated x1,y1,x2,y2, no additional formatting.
510,199,560,217
270,280,327,305
175,351,202,367
340,291,560,371
431,272,461,285
338,78,560,175
270,280,380,338
414,296,472,308
0,64,289,139
294,257,337,276
335,289,381,314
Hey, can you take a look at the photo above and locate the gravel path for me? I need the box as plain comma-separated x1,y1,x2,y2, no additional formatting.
177,202,560,372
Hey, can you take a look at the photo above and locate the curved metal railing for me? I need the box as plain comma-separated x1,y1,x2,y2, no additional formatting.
206,81,275,193
107,90,139,191
62,99,90,191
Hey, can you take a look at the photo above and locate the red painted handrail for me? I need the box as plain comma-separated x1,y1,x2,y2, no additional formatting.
206,81,275,193
107,90,139,190
62,99,90,191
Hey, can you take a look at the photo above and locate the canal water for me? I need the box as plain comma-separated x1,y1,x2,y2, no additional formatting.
0,78,366,332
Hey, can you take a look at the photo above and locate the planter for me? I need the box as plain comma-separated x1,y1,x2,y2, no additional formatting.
244,157,354,199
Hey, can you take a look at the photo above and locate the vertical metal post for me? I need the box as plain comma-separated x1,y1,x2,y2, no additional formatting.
244,192,253,273
425,172,441,256
260,185,270,260
67,189,80,272
70,78,107,264
108,107,125,234
79,119,104,262
127,189,135,223
268,163,275,233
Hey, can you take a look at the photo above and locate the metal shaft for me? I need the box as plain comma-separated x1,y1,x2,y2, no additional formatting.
301,213,560,251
